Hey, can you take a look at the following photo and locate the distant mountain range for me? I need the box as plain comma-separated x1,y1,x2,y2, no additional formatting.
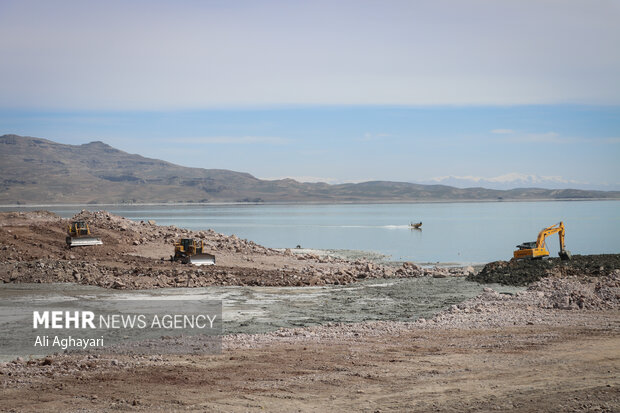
1,134,619,205
420,174,616,191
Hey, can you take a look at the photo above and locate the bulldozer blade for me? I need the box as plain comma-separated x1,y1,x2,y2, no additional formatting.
188,253,216,266
67,237,103,247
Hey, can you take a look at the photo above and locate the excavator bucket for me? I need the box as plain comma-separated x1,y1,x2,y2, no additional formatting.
559,250,572,261
187,253,216,266
66,236,103,247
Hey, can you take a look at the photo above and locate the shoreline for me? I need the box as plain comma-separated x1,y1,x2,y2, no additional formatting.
1,197,619,208
0,197,620,208
276,247,487,268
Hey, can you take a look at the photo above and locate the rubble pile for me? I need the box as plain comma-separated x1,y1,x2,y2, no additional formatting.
533,270,620,310
424,271,620,329
468,254,620,286
72,210,280,255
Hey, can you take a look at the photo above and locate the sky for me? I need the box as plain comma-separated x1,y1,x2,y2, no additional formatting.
1,0,619,189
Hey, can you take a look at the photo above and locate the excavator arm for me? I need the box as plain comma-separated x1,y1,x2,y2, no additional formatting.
535,222,565,250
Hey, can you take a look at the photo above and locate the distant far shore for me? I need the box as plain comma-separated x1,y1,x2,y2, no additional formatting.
3,135,619,206
1,197,619,208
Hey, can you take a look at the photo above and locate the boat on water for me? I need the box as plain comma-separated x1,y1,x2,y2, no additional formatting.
409,221,422,229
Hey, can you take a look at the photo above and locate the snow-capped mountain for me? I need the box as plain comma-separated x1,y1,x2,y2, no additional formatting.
422,173,617,191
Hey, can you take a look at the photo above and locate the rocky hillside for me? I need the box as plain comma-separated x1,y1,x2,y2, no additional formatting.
2,134,619,204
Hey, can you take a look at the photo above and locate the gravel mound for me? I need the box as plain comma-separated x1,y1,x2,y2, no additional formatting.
534,270,620,310
468,254,620,286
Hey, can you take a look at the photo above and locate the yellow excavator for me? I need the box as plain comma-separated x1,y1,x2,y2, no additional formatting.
172,238,216,266
513,221,571,260
66,221,103,247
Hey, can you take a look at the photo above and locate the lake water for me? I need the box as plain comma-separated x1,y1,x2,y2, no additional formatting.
3,200,619,264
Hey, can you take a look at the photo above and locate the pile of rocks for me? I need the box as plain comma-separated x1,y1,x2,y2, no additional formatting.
468,254,620,286
0,259,474,290
73,210,281,255
533,270,620,310
421,271,620,329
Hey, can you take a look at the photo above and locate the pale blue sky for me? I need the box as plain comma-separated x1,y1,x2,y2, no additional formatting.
1,1,619,189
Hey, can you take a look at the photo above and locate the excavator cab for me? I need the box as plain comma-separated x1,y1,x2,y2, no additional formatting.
516,241,536,250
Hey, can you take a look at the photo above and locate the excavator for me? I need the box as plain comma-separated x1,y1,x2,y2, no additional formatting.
513,221,571,261
66,221,103,247
172,238,216,266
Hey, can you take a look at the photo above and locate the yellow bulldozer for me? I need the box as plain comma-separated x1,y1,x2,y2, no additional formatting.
513,221,571,261
66,221,103,247
172,238,215,266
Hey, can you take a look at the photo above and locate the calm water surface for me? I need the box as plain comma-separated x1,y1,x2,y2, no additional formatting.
3,201,619,264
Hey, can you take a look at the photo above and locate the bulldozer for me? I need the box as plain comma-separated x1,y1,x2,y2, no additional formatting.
513,221,571,261
66,221,103,247
172,238,215,266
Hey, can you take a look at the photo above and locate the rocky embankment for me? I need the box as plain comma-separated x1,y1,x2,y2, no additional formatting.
0,210,473,289
468,254,620,286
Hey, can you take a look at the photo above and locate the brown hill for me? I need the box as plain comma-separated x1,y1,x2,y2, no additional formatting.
1,134,618,204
